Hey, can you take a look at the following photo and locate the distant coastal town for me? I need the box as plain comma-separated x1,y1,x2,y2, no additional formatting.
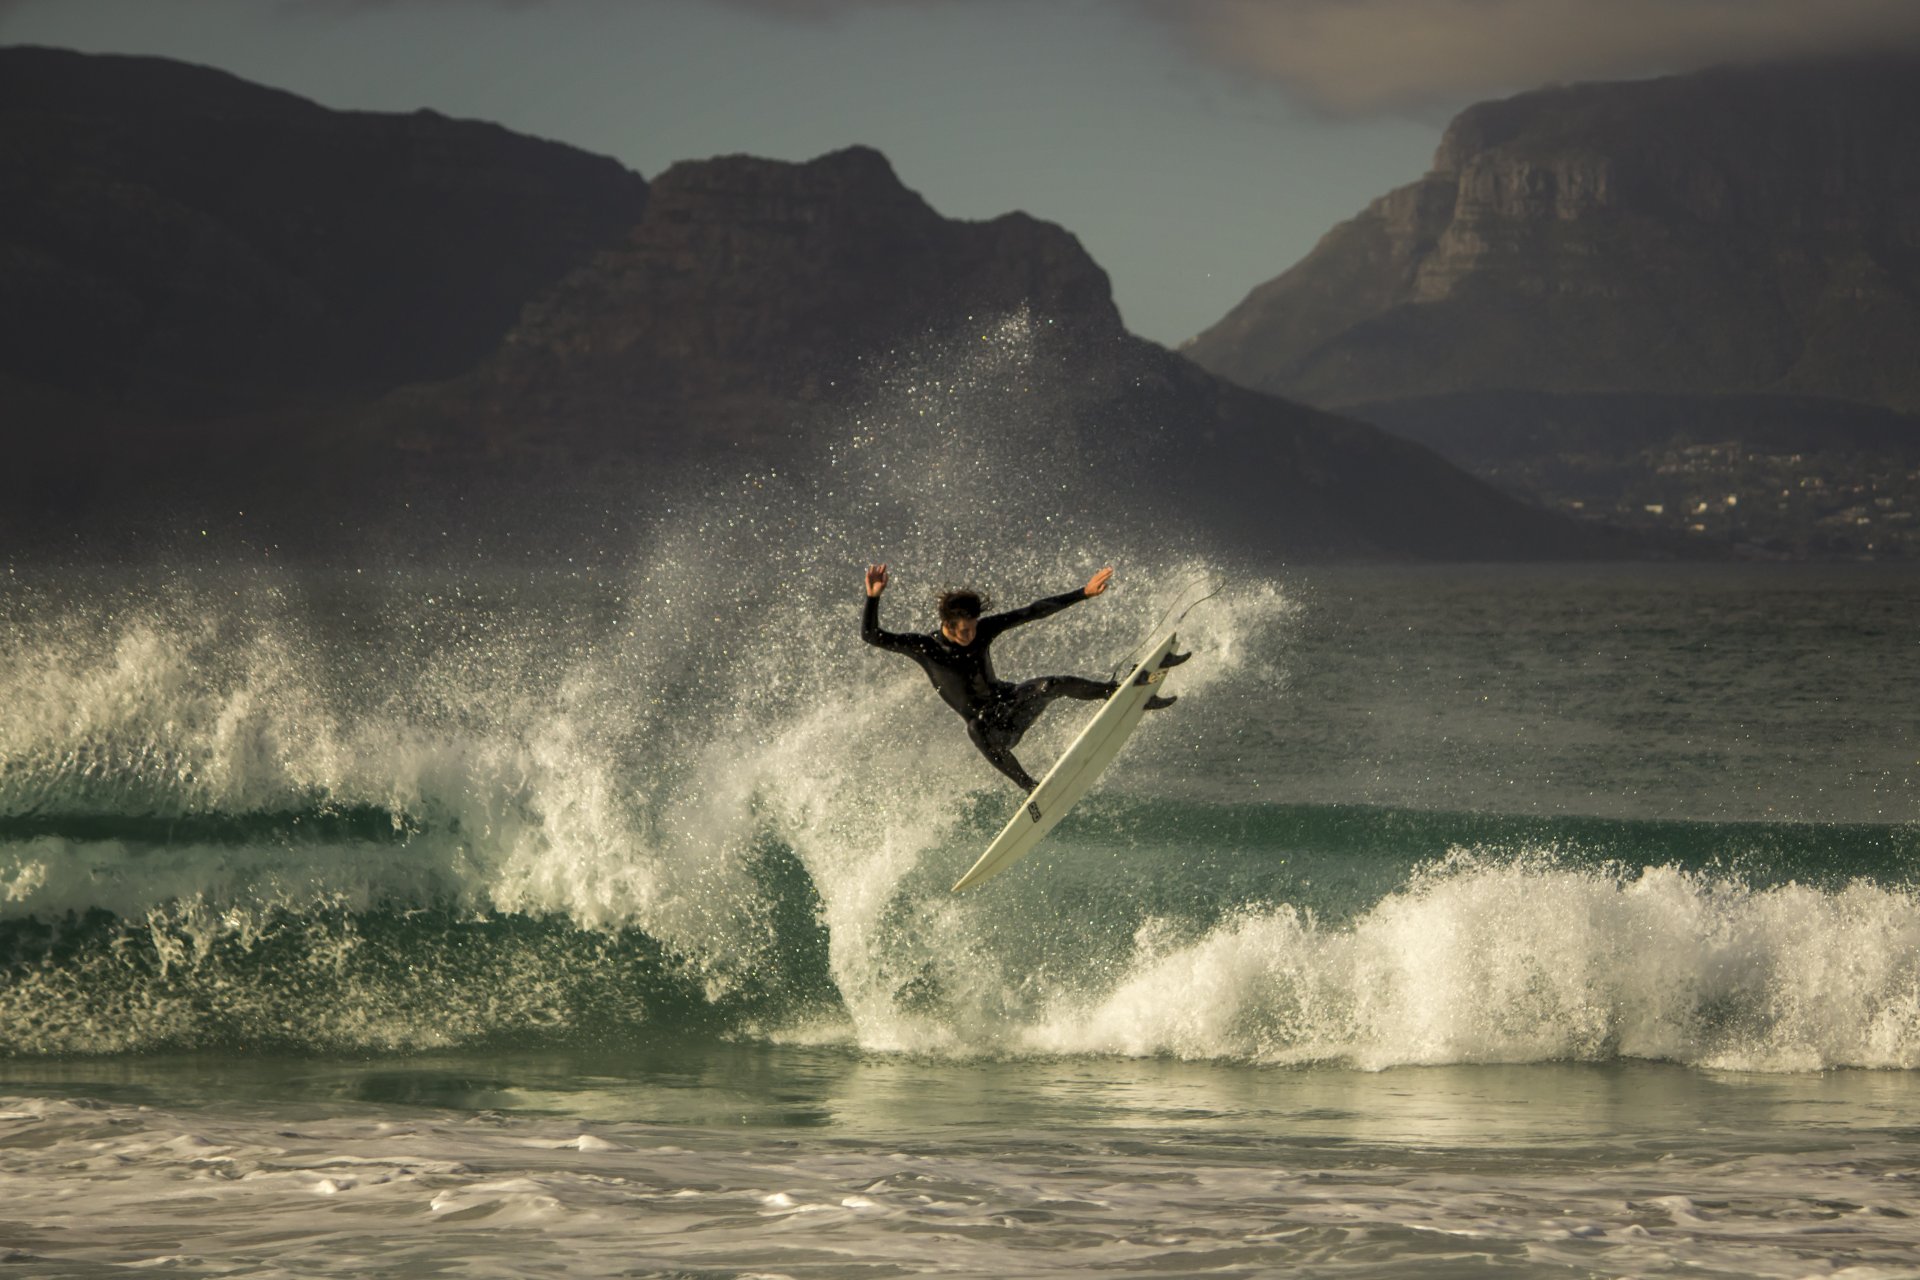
1510,444,1920,560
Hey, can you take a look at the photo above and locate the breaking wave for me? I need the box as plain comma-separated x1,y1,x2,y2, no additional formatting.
4,315,1916,1072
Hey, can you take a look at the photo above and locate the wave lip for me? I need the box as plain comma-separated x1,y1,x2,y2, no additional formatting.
1026,855,1920,1073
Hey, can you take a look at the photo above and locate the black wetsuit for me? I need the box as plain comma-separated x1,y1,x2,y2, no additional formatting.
861,588,1115,791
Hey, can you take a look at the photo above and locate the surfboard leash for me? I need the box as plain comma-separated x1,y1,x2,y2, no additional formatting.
1107,576,1224,682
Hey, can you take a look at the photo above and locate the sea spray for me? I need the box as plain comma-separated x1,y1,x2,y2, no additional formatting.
1028,852,1920,1071
0,314,1283,1054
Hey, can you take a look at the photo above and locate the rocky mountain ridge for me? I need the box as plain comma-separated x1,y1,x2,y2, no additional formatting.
1181,54,1920,557
0,46,1624,563
389,145,1125,461
1185,55,1920,413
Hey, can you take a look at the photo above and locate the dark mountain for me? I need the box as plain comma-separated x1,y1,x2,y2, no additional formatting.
1186,55,1920,413
0,45,648,416
1181,55,1920,557
0,47,1626,563
352,144,1622,561
374,145,1124,462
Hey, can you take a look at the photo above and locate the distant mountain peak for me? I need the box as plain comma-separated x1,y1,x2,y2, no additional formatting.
418,141,1127,456
1186,53,1920,414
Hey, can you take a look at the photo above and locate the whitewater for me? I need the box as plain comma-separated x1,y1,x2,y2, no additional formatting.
4,320,1919,1276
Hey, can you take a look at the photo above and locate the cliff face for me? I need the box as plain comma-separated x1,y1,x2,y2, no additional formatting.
1185,56,1920,413
417,146,1124,455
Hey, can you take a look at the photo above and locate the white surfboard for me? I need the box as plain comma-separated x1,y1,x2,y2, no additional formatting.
951,631,1183,892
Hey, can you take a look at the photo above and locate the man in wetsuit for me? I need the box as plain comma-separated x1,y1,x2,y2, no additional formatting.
861,562,1180,791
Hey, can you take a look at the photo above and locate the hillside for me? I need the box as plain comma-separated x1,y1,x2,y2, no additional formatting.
0,46,649,416
1187,55,1920,411
349,144,1625,562
1182,55,1920,556
0,47,1626,563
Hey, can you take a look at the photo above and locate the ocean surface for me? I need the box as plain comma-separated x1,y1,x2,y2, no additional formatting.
3,538,1917,1277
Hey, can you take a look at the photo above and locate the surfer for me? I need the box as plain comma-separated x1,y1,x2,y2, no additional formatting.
861,563,1181,791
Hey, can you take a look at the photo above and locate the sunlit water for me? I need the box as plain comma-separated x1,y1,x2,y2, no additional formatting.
5,1049,1919,1278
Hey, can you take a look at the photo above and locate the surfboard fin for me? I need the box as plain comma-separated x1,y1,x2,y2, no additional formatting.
1158,650,1192,669
1145,694,1178,711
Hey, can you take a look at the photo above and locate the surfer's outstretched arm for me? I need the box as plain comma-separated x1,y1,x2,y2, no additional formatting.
977,566,1113,643
860,563,922,656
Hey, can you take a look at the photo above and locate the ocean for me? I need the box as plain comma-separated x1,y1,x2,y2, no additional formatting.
3,541,1916,1277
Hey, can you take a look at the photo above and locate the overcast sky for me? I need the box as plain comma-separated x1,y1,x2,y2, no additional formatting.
6,0,1918,345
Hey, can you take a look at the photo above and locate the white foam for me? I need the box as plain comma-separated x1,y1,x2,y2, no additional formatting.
560,1135,623,1153
1027,853,1920,1071
9,1084,1920,1277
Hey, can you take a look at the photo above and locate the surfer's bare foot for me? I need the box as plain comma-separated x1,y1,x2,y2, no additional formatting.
1145,694,1178,711
1159,651,1192,668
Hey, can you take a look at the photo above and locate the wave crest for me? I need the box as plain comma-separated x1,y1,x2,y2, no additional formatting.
1029,855,1920,1072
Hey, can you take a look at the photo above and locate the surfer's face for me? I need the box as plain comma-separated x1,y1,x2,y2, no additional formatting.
941,616,978,646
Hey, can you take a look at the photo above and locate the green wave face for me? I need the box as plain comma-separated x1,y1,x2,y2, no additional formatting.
5,794,1916,1065
0,833,838,1058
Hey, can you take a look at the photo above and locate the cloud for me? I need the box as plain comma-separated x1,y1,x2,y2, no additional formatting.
1137,0,1920,113
125,0,1920,116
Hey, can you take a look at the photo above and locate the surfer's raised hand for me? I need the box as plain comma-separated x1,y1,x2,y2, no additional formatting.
1082,566,1114,597
866,563,889,597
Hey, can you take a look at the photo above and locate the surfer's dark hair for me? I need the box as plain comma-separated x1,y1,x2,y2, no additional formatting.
936,587,990,623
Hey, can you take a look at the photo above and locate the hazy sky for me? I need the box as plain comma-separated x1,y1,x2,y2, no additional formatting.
6,0,1918,345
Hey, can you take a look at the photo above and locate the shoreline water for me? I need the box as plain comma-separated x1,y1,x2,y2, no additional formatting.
6,1049,1919,1277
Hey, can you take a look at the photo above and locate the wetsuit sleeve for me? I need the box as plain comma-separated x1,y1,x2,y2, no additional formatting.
976,588,1087,642
861,593,920,655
